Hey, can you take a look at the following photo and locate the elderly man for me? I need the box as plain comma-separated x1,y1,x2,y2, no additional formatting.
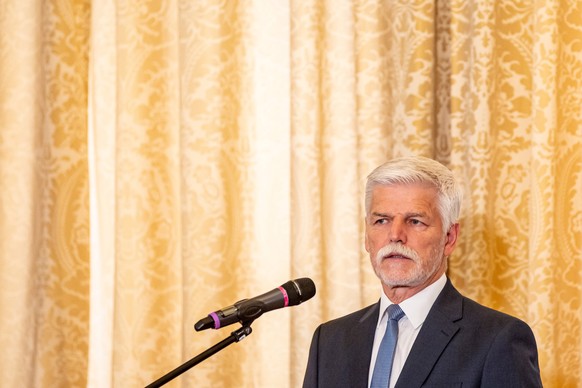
303,156,542,388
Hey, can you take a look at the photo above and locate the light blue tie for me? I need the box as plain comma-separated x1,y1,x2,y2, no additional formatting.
371,304,405,388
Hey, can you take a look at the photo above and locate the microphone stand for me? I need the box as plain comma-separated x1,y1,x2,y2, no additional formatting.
145,323,253,388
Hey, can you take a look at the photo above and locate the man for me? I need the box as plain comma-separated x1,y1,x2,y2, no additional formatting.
303,156,542,388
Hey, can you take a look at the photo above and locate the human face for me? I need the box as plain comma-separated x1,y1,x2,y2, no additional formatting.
365,183,459,300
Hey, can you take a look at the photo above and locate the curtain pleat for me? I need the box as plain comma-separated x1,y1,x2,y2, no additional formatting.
0,2,44,386
0,0,92,386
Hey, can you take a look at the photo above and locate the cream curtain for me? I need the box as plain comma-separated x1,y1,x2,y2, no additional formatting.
0,1,580,387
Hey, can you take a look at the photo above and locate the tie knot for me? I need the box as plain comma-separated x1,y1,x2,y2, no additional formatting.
387,304,405,321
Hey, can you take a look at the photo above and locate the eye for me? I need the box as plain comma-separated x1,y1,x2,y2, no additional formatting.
409,218,424,226
374,218,388,225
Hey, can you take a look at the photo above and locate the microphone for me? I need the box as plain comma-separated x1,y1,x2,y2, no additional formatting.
194,278,316,331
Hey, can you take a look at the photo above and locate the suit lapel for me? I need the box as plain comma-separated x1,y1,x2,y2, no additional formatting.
347,302,379,386
395,280,463,387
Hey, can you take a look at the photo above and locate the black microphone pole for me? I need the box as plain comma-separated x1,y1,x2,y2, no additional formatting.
145,323,253,388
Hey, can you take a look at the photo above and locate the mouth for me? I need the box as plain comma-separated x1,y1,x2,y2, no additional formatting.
384,253,411,260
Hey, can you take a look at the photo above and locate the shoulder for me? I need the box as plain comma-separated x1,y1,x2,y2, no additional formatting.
437,281,539,349
439,280,531,324
318,303,379,329
407,281,542,387
430,280,538,347
458,289,533,330
454,293,542,386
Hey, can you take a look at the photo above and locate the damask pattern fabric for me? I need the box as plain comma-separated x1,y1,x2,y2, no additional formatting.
0,1,92,386
0,1,580,387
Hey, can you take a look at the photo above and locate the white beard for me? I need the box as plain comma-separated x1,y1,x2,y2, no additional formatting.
373,237,447,287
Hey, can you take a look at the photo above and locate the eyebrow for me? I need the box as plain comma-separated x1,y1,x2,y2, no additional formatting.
370,211,429,219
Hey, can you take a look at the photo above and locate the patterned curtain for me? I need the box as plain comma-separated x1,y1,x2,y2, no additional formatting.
0,1,580,387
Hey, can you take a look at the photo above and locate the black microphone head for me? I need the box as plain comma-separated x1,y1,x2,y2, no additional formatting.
281,277,316,306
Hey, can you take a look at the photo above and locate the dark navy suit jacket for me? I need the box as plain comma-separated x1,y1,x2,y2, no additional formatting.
303,280,542,387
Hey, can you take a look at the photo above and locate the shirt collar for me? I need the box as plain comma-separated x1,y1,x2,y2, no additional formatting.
377,274,447,329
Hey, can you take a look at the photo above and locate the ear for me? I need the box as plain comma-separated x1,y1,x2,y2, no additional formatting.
443,223,459,256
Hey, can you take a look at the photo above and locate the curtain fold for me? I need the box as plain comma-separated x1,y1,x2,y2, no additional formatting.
1,0,92,386
0,3,44,387
87,0,116,386
0,1,580,387
112,0,183,384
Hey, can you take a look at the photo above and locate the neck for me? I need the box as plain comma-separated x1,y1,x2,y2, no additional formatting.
382,271,445,304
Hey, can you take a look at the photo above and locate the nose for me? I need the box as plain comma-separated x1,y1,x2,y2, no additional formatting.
389,218,406,244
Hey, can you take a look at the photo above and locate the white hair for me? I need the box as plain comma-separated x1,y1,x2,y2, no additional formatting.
365,156,463,229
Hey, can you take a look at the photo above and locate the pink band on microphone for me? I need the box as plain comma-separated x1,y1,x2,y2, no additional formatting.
209,312,221,329
279,286,289,306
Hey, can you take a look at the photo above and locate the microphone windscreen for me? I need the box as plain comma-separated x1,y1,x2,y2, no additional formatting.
282,278,316,306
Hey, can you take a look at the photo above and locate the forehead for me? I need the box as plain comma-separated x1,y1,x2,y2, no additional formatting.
369,183,439,213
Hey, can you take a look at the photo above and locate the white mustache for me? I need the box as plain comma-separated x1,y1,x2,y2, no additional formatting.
375,243,420,263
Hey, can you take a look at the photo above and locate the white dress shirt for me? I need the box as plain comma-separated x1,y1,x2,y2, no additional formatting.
368,274,447,388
